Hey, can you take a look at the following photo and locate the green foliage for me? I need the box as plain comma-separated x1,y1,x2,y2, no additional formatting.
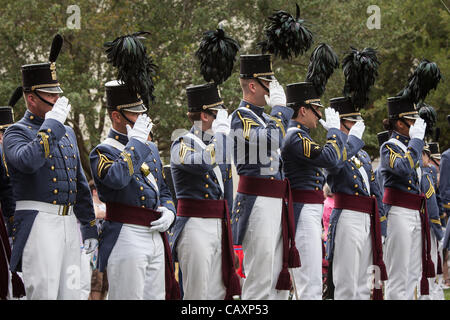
0,0,448,180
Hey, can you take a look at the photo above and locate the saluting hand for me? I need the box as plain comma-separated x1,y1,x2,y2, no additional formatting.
319,108,340,131
212,109,230,135
409,118,427,140
126,114,153,143
348,121,366,140
45,96,71,124
264,80,286,108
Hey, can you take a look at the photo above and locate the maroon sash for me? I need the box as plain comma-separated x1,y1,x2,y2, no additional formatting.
177,198,241,300
0,211,25,299
292,189,325,204
334,192,387,300
237,175,300,291
105,202,180,300
383,187,435,295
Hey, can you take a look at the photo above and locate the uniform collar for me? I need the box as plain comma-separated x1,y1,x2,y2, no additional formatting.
190,125,214,144
391,131,410,145
108,128,129,145
24,110,45,126
289,120,310,134
240,100,265,118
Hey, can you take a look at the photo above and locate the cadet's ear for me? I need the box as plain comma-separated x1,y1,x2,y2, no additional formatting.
248,80,258,94
200,112,210,122
299,106,308,117
24,92,35,108
110,110,122,124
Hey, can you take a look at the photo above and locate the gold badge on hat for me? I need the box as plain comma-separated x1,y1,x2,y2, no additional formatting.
50,62,57,80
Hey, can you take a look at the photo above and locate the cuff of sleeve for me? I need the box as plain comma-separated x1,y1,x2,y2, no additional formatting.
39,118,66,142
271,105,294,120
348,134,365,150
408,138,425,153
327,128,342,139
80,224,98,242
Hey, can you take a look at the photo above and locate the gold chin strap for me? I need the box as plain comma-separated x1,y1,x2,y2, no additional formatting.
398,111,418,118
339,112,361,118
31,83,61,91
202,101,224,110
253,72,274,78
116,100,145,110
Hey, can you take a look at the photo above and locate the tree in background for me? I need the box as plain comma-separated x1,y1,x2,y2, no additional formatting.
0,0,448,180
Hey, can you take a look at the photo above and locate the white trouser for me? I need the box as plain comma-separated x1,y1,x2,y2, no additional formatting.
22,211,82,300
78,221,92,300
241,196,288,300
333,209,373,300
384,205,422,300
177,217,225,300
79,251,93,300
418,231,445,300
290,203,323,300
107,224,165,300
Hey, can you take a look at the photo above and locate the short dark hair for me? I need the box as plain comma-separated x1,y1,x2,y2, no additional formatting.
187,111,201,123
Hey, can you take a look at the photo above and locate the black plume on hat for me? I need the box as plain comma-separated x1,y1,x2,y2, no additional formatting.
195,26,240,85
342,47,380,109
49,34,63,63
104,31,158,107
8,86,23,107
305,43,339,97
397,59,441,105
258,3,313,60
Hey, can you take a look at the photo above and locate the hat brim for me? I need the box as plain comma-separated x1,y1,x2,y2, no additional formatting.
342,115,363,122
36,86,63,94
257,75,275,82
206,104,227,111
120,104,148,113
431,154,441,160
310,102,324,108
402,113,420,120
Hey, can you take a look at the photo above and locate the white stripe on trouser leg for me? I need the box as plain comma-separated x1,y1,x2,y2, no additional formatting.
384,205,422,300
332,209,372,300
290,203,323,300
177,217,225,300
22,211,82,300
107,224,165,300
241,196,287,300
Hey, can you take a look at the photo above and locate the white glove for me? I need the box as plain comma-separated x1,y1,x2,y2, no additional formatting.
319,108,340,131
211,109,230,135
150,206,175,232
83,238,98,254
126,114,153,143
348,121,366,140
45,96,71,124
409,118,426,140
264,80,286,107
